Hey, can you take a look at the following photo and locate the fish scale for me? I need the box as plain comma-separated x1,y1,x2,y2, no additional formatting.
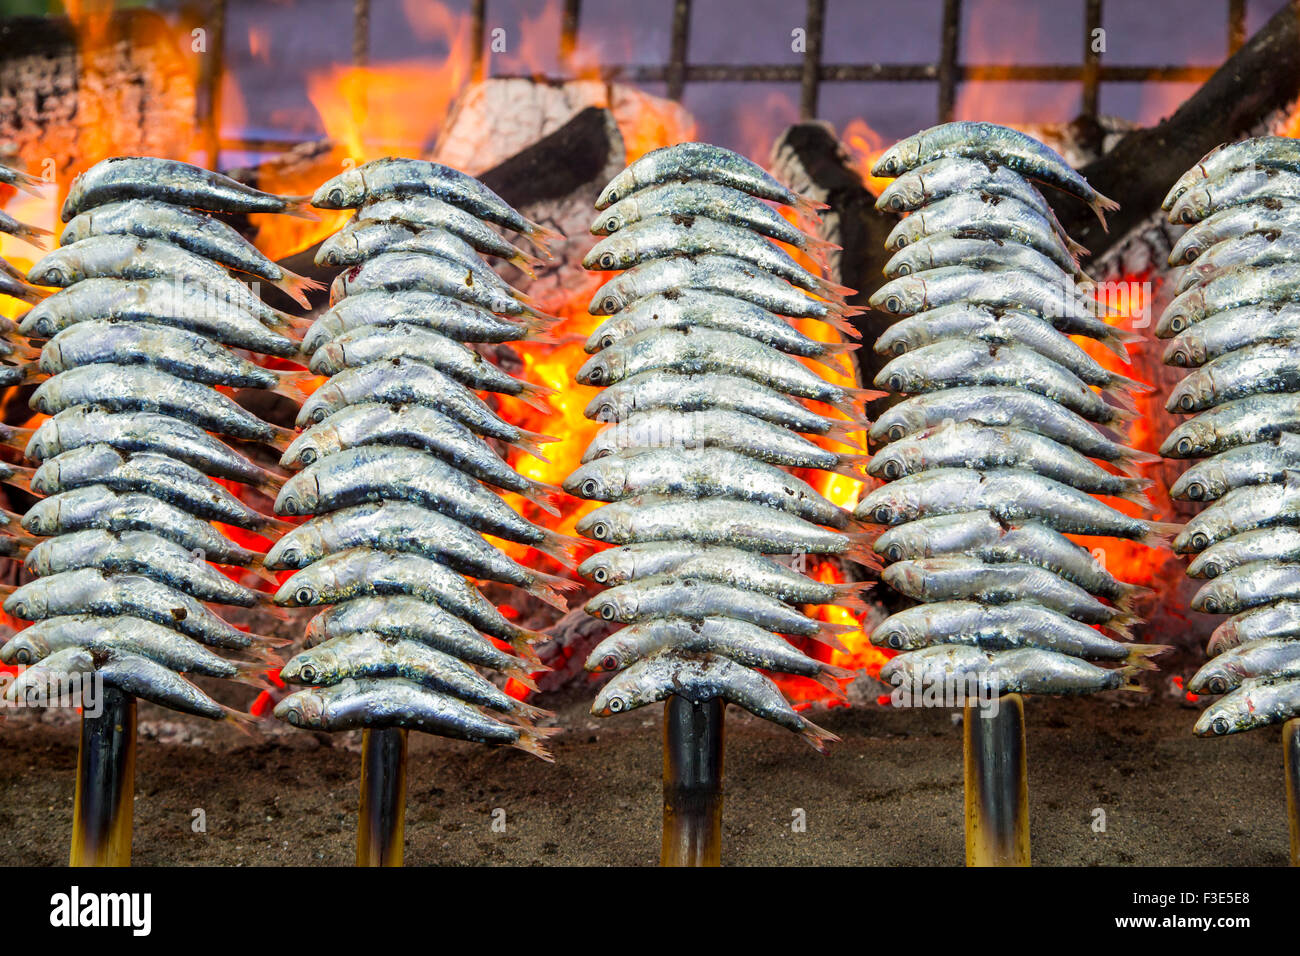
2,154,309,725
1161,138,1300,737
270,157,560,760
862,122,1168,698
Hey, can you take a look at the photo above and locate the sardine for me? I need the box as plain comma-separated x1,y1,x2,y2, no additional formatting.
1169,434,1300,501
1191,560,1300,615
1162,301,1300,366
1188,637,1300,695
1194,677,1300,736
881,644,1140,696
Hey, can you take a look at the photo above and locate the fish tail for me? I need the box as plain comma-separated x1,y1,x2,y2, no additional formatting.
825,299,866,319
1063,233,1090,258
231,661,281,690
244,559,283,588
519,484,562,518
535,528,582,568
835,385,888,414
812,620,854,652
814,275,856,300
1103,385,1139,415
831,453,872,480
221,706,263,737
1116,664,1146,692
523,572,578,612
512,726,557,762
1114,447,1160,476
274,368,323,399
1124,643,1171,670
823,417,870,445
253,470,287,496
505,248,544,278
1104,617,1135,642
521,220,564,257
1140,521,1182,549
6,220,51,249
512,387,554,415
6,282,48,305
8,168,48,199
269,423,300,447
801,232,841,260
271,269,327,309
507,636,546,668
1115,481,1154,510
0,425,34,452
844,531,882,569
1115,582,1154,611
280,197,320,221
249,631,295,649
258,516,297,540
811,309,862,339
511,698,555,721
836,588,876,616
816,339,861,361
797,714,840,754
829,579,871,600
2,464,34,493
1091,192,1121,232
790,192,830,219
504,665,541,693
509,429,559,462
811,669,851,701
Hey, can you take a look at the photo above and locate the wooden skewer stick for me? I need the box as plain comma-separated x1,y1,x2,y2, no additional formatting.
1284,717,1300,867
963,692,1031,867
70,687,136,867
660,695,724,867
356,728,408,867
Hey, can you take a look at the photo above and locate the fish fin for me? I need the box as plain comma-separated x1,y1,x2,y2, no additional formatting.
522,571,580,611
1,464,34,493
1112,447,1160,476
280,197,320,221
814,275,857,300
510,698,555,721
7,168,48,199
823,418,870,445
835,589,877,616
1140,521,1182,549
272,369,320,398
271,270,328,309
231,661,281,690
504,666,540,692
221,706,262,736
4,283,48,305
1063,233,1090,258
844,531,882,569
1114,480,1154,509
4,220,51,249
511,727,557,762
518,484,562,517
1102,385,1139,414
1124,643,1171,670
1116,664,1146,692
790,193,830,219
797,715,840,754
521,220,563,258
534,528,583,568
1091,192,1121,232
810,669,851,701
509,429,560,462
801,233,840,260
1108,372,1154,394
810,310,862,339
511,387,554,415
830,453,872,480
244,560,284,587
1116,582,1154,611
269,423,300,447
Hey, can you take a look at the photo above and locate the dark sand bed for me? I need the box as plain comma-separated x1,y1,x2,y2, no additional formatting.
0,692,1286,866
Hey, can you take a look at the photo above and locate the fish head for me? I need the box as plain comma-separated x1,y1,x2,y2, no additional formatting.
583,235,634,273
585,633,640,673
281,429,335,469
1161,333,1205,368
297,385,343,427
564,457,626,501
1193,691,1254,737
873,524,923,564
36,336,63,375
1159,417,1213,459
0,631,49,666
867,439,920,481
591,198,636,235
58,212,92,247
574,348,623,388
275,570,320,608
584,317,632,353
19,495,61,537
876,171,929,213
577,547,635,587
264,525,321,570
1185,546,1227,579
18,295,61,339
307,340,345,375
1156,289,1204,336
1190,577,1235,615
881,561,925,598
1166,372,1212,415
280,647,338,686
869,616,917,652
1186,658,1243,696
883,242,934,279
1162,166,1205,211
869,275,925,316
23,418,59,463
27,459,59,497
4,582,47,621
1169,184,1215,225
1167,222,1214,265
855,484,908,527
1172,519,1215,555
274,688,327,728
583,386,630,425
312,169,367,209
869,400,926,445
872,137,921,179
883,214,926,252
275,473,319,517
1168,461,1224,502
591,671,647,717
874,351,921,395
26,248,77,288
595,166,640,211
584,588,633,623
874,321,926,357
575,503,630,545
589,275,630,316
59,171,86,223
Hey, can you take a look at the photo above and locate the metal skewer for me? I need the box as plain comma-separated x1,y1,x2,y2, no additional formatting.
660,695,724,866
356,728,408,867
1285,717,1300,866
963,692,1030,866
69,688,136,867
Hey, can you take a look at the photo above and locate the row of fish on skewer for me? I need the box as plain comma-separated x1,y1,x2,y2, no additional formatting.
262,157,574,758
566,142,885,752
856,122,1176,697
0,157,324,720
1160,137,1300,736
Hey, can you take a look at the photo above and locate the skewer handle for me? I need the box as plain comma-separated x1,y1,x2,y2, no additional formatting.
963,692,1030,866
356,728,408,867
1284,718,1300,866
70,688,136,867
660,695,724,866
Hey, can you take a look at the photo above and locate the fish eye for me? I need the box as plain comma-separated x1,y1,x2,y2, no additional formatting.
599,334,616,349
896,263,911,276
9,602,24,618
607,695,625,713
598,252,617,270
311,407,329,423
885,296,903,313
282,547,300,565
14,647,30,665
889,195,904,210
601,654,619,671
597,403,618,422
1211,716,1230,736
882,460,903,480
1186,482,1205,500
601,296,620,314
1181,208,1197,224
1170,316,1187,333
892,341,908,355
299,447,317,465
894,236,908,249
1191,532,1210,551
281,496,298,515
299,663,318,684
45,268,64,285
328,188,345,206
580,479,600,498
599,603,617,621
592,567,608,583
1183,244,1201,261
1169,349,1188,366
887,374,905,392
886,630,904,649
882,158,897,173
873,505,893,524
1207,676,1228,695
1203,561,1220,576
1178,394,1196,411
887,424,907,441
885,544,904,562
587,367,606,385
605,217,619,232
1176,437,1194,456
294,586,314,605
590,521,609,540
1202,597,1219,614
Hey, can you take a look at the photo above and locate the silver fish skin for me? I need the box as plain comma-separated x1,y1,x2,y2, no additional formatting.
577,495,864,560
1167,198,1300,265
1167,342,1300,412
280,632,547,720
595,142,822,215
1189,526,1300,579
874,303,1136,379
1169,165,1300,224
58,198,320,298
872,512,1141,603
576,326,870,409
352,195,544,264
21,486,260,565
589,254,853,327
23,530,259,607
1194,677,1300,736
584,215,845,297
1173,480,1300,553
883,557,1134,628
308,322,552,403
1169,434,1300,501
1191,560,1300,615
1174,230,1300,294
1188,637,1300,695
28,235,294,328
1158,264,1300,336
302,596,536,681
30,445,275,530
885,192,1082,267
313,158,557,248
883,232,1078,283
0,273,46,304
874,340,1132,425
1163,301,1300,366
275,547,538,646
855,468,1174,544
263,500,571,605
25,407,276,488
591,181,834,260
870,387,1143,466
585,576,835,640
275,444,565,553
577,541,864,604
877,156,1050,212
585,617,851,689
870,266,1107,329
565,446,852,528
872,600,1162,664
60,156,311,220
583,290,854,364
1210,601,1300,653
0,159,46,198
40,320,278,389
3,569,260,649
328,251,533,316
18,277,301,357
317,218,535,274
867,422,1151,501
283,401,552,494
1161,393,1300,458
592,650,839,753
97,652,234,720
2,647,94,706
304,290,547,353
275,680,553,759
31,365,283,442
1163,137,1300,209
0,209,51,249
880,644,1138,696
586,371,863,438
872,121,1118,225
